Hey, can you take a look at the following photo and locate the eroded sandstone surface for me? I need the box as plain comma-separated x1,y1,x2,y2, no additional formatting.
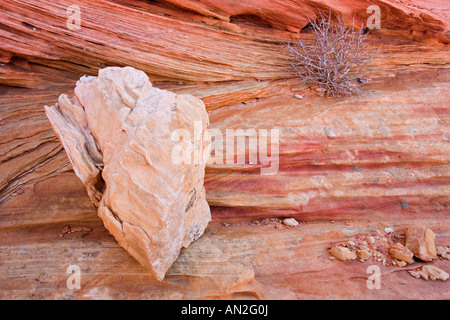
45,67,211,280
0,0,449,299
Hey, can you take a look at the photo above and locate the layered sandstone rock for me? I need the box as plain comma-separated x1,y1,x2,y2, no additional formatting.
1,0,449,89
0,0,449,300
44,67,211,280
162,0,450,40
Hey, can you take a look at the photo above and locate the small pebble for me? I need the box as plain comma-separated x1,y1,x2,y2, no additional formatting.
357,249,371,261
419,271,429,281
396,260,407,267
400,201,409,209
436,246,448,258
384,227,394,233
329,246,357,261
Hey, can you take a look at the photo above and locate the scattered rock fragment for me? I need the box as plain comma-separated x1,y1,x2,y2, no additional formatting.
409,265,449,281
405,226,437,261
329,246,357,261
419,270,429,280
384,227,394,234
367,236,376,244
394,259,407,267
436,246,447,256
436,246,449,260
408,270,420,279
357,249,371,261
422,265,449,281
327,227,445,271
282,218,299,227
389,243,413,262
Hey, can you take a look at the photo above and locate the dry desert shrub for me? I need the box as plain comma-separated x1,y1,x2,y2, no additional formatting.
287,14,377,99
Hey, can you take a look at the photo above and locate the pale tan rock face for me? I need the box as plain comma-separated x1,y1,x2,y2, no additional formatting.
389,243,414,262
44,66,211,280
405,226,437,262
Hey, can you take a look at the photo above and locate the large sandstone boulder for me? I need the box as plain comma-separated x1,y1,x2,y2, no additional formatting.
44,66,211,280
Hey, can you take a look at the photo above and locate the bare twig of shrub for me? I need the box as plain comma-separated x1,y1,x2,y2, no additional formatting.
287,13,377,99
